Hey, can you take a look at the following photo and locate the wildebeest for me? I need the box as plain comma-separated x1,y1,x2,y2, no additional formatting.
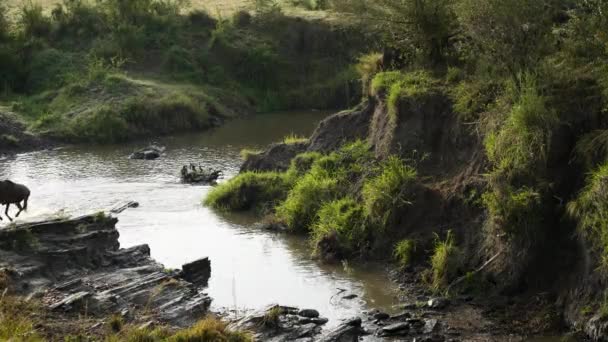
0,180,30,222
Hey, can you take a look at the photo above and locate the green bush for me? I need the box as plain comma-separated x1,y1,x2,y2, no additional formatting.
27,48,75,92
393,239,416,269
277,141,373,232
285,151,323,178
312,197,368,256
19,2,52,39
69,106,130,143
276,168,340,232
485,75,558,181
568,163,608,271
204,172,292,211
483,186,542,238
363,156,417,229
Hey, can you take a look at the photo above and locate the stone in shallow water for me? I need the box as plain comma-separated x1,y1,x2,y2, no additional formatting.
381,322,410,335
298,308,320,318
427,297,450,309
179,257,211,286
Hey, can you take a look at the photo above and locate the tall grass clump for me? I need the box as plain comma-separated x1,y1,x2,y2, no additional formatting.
484,75,558,181
276,167,341,232
356,52,383,97
393,239,416,269
568,163,608,272
427,231,460,293
0,295,43,341
483,74,558,238
312,197,368,257
283,133,308,145
204,172,293,211
370,71,437,122
363,156,417,229
168,316,252,342
276,141,373,232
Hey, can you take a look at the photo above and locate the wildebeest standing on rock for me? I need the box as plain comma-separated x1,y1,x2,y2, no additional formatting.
0,180,30,221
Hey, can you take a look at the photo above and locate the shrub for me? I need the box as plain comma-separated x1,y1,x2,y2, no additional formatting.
428,231,460,292
204,172,292,211
393,239,416,269
27,48,75,92
371,71,437,122
451,79,500,121
312,197,368,257
69,106,130,143
568,163,608,271
276,168,340,232
363,156,417,229
277,141,373,231
0,296,42,341
485,75,558,181
483,186,542,238
19,2,52,39
285,151,322,178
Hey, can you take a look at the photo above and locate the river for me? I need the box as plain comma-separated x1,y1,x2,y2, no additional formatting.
0,110,398,327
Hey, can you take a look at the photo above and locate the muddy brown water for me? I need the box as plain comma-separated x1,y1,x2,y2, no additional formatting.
0,111,399,327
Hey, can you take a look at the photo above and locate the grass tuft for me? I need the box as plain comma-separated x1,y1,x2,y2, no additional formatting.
393,239,416,269
204,172,293,211
363,156,417,230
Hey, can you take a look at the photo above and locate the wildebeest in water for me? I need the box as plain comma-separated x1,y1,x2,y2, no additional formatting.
0,180,30,222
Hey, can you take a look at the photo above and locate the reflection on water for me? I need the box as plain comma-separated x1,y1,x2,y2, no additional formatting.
0,111,398,326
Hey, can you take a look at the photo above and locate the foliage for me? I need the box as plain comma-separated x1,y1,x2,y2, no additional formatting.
282,133,308,145
333,0,458,65
370,71,437,121
204,172,293,211
312,197,368,256
393,239,416,269
168,316,252,342
427,230,460,292
568,163,608,271
485,74,558,182
456,0,554,80
363,156,417,230
483,186,543,238
0,295,43,341
276,140,373,231
356,52,382,96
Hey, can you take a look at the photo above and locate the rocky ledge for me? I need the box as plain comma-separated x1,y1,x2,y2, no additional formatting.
0,214,212,328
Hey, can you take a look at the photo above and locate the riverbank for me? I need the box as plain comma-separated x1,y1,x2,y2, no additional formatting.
0,0,365,146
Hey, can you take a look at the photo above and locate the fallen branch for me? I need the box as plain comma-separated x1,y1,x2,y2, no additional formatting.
446,250,503,295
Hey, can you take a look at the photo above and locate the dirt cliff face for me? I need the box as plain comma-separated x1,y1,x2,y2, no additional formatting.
244,87,608,339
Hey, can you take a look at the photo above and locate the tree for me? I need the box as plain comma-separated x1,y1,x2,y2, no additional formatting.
332,0,458,66
456,0,555,82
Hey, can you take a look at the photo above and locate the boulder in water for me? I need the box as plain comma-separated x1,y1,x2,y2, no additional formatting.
129,145,165,160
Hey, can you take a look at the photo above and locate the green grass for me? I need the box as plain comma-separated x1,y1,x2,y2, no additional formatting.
393,239,416,269
204,171,293,211
427,231,460,293
276,141,373,232
276,167,341,231
311,197,368,256
483,185,543,238
282,133,309,145
370,71,437,122
0,295,43,341
568,163,608,271
167,317,252,342
363,156,417,229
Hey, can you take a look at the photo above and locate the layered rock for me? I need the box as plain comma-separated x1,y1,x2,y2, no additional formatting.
0,214,211,327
